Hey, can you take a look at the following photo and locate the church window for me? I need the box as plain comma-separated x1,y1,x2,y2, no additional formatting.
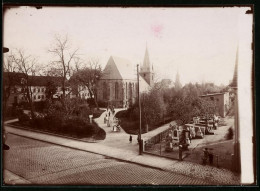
132,83,134,95
103,82,107,99
107,84,110,100
129,83,132,99
115,82,119,99
126,82,128,99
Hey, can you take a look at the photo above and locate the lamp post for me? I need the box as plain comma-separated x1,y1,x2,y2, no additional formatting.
137,64,142,155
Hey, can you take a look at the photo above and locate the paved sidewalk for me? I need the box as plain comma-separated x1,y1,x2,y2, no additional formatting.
4,111,241,185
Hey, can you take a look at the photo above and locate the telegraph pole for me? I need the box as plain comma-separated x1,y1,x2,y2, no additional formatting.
137,64,142,155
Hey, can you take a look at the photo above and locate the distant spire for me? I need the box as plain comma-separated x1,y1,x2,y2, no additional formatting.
175,70,182,90
230,45,238,88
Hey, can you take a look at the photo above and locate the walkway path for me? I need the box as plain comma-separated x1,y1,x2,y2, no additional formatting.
4,110,240,185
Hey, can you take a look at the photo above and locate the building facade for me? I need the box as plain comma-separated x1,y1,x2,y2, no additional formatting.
3,72,91,107
200,92,230,117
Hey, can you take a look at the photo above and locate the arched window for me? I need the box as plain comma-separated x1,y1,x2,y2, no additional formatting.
103,82,107,99
129,83,132,99
136,83,138,96
132,83,135,95
115,82,119,99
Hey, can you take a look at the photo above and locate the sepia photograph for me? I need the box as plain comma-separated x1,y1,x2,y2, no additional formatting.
2,5,255,186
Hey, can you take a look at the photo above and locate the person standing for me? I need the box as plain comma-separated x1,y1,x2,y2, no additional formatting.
104,114,107,124
129,135,132,143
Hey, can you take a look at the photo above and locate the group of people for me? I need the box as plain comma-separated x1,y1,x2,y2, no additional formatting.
104,105,121,132
104,105,115,125
129,134,141,144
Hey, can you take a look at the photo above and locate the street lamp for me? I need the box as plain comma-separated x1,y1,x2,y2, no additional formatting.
137,64,142,155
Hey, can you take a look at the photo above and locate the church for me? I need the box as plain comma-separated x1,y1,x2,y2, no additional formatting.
97,47,154,108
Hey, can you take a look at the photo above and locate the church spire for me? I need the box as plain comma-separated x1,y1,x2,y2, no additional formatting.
142,44,151,72
140,44,154,86
175,70,182,90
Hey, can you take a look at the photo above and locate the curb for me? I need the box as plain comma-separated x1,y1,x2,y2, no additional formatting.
5,123,102,144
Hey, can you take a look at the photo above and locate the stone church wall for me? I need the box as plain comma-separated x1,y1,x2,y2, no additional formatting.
97,79,137,108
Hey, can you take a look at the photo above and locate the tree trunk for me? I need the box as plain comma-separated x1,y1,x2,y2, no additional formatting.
62,78,66,106
26,87,35,120
94,92,99,110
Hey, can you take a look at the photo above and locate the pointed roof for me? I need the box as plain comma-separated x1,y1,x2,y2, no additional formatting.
175,70,182,89
229,46,238,88
101,56,136,80
142,45,151,72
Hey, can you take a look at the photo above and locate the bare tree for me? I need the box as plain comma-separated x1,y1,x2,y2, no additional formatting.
71,57,102,109
3,52,20,119
48,34,79,105
10,49,39,120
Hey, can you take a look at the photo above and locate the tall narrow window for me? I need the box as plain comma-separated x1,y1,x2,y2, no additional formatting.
129,83,132,99
103,82,107,99
132,83,135,97
115,82,119,99
126,82,128,99
107,83,110,100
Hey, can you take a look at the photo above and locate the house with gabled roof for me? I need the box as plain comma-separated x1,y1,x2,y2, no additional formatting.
97,47,154,108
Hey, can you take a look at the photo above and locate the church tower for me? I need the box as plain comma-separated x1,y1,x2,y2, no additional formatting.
140,45,154,86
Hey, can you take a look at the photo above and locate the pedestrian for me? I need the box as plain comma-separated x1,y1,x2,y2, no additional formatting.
129,135,132,143
202,148,209,165
104,114,107,124
108,111,110,117
137,134,140,144
107,117,110,127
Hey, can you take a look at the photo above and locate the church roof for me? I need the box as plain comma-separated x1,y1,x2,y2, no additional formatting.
101,56,137,80
100,55,151,92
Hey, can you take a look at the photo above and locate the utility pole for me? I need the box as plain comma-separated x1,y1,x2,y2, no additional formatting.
137,64,142,155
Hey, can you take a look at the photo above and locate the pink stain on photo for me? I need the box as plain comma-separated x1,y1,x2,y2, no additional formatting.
151,24,163,38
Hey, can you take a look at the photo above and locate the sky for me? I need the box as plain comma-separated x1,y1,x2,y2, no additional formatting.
3,6,252,86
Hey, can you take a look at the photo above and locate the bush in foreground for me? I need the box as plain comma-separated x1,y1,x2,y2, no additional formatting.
226,127,234,140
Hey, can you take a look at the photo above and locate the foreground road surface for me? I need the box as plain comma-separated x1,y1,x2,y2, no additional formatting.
3,134,210,185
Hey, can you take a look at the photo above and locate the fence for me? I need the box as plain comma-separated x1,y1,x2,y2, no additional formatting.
143,122,181,160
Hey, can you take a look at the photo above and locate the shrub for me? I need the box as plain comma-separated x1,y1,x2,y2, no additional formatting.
115,110,128,118
94,128,106,140
226,127,234,140
32,115,46,130
34,101,47,112
97,100,108,108
62,116,97,137
45,112,64,132
78,105,92,120
87,98,96,108
92,109,105,119
17,101,30,109
18,112,30,123
4,106,16,118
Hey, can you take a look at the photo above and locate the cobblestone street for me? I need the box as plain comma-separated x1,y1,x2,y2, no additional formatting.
4,134,213,185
